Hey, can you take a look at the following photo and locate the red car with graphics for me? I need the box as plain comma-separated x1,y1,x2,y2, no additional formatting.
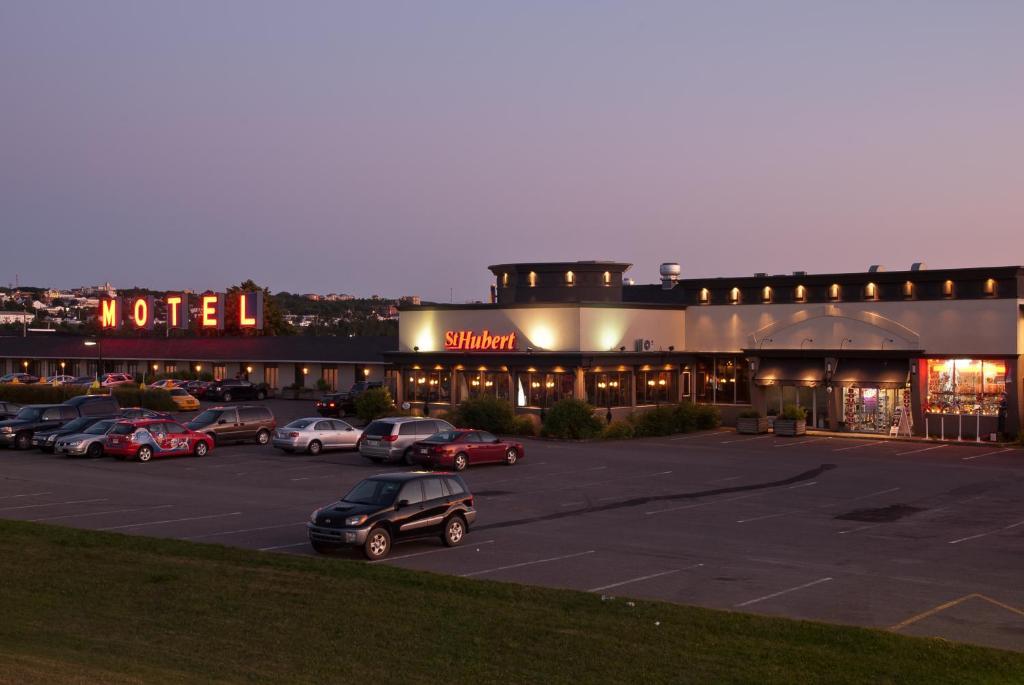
410,429,524,471
104,418,214,462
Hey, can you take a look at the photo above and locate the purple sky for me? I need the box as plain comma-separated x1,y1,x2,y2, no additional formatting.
2,1,1022,301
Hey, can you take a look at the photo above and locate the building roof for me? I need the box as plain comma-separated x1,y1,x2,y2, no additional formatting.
0,335,397,364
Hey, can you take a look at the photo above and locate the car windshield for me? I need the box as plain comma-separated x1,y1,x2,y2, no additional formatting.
14,407,42,421
342,478,403,506
192,409,223,424
425,431,462,443
60,417,93,432
285,419,315,430
85,420,115,435
109,423,136,435
363,421,395,437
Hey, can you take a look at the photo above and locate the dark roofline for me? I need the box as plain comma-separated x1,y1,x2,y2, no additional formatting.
398,301,685,312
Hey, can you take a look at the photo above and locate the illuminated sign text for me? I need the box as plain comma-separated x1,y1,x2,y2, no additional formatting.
444,330,517,351
99,292,263,332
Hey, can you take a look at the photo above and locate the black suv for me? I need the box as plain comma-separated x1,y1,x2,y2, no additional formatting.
307,472,476,560
204,379,269,402
0,401,21,420
315,381,384,418
0,404,79,450
63,394,120,417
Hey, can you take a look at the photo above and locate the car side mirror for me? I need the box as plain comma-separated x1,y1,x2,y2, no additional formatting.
396,499,410,509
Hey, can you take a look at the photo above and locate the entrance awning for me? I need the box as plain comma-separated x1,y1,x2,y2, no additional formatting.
754,359,825,387
830,359,909,389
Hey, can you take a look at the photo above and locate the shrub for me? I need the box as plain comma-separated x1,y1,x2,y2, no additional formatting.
111,388,176,412
0,384,175,411
671,403,698,433
355,387,396,422
629,405,678,437
511,415,537,437
737,409,762,419
601,420,634,440
541,399,603,440
780,404,807,421
315,378,331,392
451,396,516,434
694,404,720,429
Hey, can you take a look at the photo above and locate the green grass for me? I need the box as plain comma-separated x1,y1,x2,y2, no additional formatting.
0,520,1022,684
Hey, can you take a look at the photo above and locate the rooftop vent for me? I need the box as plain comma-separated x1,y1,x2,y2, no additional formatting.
910,262,927,271
754,272,767,278
659,262,681,290
792,271,807,277
868,264,885,273
623,278,635,286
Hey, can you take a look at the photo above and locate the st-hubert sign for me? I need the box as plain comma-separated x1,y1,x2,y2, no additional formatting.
99,292,264,332
444,330,517,351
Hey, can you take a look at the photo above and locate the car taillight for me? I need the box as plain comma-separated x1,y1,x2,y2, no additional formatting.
466,498,473,507
430,446,444,455
288,432,300,438
382,434,399,442
328,402,335,407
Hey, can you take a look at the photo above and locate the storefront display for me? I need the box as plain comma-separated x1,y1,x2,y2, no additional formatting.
841,387,904,433
924,359,1007,415
516,371,574,407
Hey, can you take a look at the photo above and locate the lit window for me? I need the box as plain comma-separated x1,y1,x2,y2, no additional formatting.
698,288,710,305
943,280,954,298
603,271,611,286
864,282,877,300
528,271,537,287
501,273,509,287
794,285,807,302
729,287,740,304
903,281,914,299
984,278,996,296
762,286,772,303
565,270,575,286
829,283,841,301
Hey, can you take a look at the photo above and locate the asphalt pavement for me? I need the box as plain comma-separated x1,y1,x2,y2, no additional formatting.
2,400,1023,652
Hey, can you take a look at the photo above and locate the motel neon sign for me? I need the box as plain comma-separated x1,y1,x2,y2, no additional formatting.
99,292,264,332
444,330,517,351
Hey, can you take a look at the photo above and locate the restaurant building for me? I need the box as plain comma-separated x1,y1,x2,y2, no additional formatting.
388,261,1024,440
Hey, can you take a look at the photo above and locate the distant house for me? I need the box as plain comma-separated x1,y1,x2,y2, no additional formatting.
0,311,34,324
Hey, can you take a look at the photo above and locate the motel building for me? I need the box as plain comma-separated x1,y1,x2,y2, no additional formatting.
387,260,1024,440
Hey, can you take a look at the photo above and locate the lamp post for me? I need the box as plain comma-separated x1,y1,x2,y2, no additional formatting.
800,338,813,351
840,337,853,351
84,339,101,381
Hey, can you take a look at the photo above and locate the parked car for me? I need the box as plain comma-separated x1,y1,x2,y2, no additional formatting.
150,379,184,390
186,405,276,445
0,404,79,449
104,419,214,462
273,417,363,455
307,472,475,559
0,373,39,384
358,417,454,464
411,429,524,471
315,381,384,417
203,379,269,402
183,380,211,398
54,418,119,458
68,376,95,387
0,401,21,420
120,407,174,421
100,373,134,387
43,375,77,385
63,394,120,417
32,415,111,452
169,388,201,411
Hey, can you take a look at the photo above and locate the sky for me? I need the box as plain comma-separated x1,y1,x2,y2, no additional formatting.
1,1,1022,301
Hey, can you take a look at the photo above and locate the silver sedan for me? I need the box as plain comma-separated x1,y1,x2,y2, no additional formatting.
273,418,363,455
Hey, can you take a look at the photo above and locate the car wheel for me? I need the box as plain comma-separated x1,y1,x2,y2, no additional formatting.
363,527,391,560
453,452,468,472
223,392,232,402
194,441,209,457
86,442,103,459
15,432,31,450
256,391,266,400
442,515,466,547
505,447,518,465
403,447,415,465
307,440,322,455
256,429,271,445
137,445,153,462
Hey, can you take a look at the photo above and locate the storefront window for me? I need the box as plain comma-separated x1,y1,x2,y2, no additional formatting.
925,359,1007,415
459,370,509,401
518,372,574,407
694,356,751,404
638,370,676,404
406,370,452,403
584,372,631,408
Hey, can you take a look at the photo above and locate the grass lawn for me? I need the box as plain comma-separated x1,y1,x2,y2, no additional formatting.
1,520,1022,684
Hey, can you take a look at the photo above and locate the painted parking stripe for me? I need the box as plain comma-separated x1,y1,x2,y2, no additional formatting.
668,431,729,441
0,498,108,512
736,512,790,524
734,577,833,608
774,438,830,448
948,519,1024,545
461,550,596,577
99,512,242,531
0,491,52,500
720,435,774,444
895,444,948,456
588,564,703,592
962,448,1015,461
837,523,883,535
787,481,817,490
833,441,887,452
186,521,307,540
259,541,309,551
31,504,174,522
374,539,496,563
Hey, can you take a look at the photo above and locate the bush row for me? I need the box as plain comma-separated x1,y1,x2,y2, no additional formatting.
0,384,176,412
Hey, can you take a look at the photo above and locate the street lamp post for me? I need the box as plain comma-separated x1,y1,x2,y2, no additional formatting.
84,339,102,381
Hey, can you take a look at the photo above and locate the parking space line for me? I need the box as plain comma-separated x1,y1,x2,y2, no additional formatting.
720,435,774,445
962,448,1015,461
787,481,817,490
895,445,948,456
734,577,833,608
0,497,108,512
833,441,886,452
186,521,307,540
259,541,308,551
0,491,52,500
461,550,596,577
30,504,174,522
736,512,790,524
890,593,1024,632
774,437,830,448
948,519,1024,545
668,431,728,441
588,564,703,593
837,523,883,535
374,539,496,563
99,512,242,531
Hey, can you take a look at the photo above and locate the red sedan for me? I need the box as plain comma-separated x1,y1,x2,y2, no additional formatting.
410,429,524,471
104,419,214,462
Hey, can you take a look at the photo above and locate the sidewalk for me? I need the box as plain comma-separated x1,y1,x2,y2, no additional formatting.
796,427,1018,449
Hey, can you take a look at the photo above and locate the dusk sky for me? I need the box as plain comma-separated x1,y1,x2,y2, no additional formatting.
2,1,1022,301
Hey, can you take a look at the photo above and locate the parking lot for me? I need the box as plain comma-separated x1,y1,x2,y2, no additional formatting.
2,400,1023,652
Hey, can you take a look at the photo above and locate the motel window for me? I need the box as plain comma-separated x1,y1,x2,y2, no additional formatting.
924,359,1007,416
406,370,451,403
943,280,955,298
583,371,631,408
460,370,509,402
903,281,914,299
264,365,278,389
164,363,177,376
519,372,574,408
794,285,807,303
698,288,710,305
638,370,677,404
829,284,841,301
502,272,510,287
213,364,226,380
984,278,997,297
565,270,575,286
125,362,138,379
295,364,309,388
762,286,772,303
603,271,612,286
528,271,537,287
729,287,740,304
321,366,338,392
864,283,878,300
694,356,751,405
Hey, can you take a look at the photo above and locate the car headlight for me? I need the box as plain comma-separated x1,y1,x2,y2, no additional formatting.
0,426,12,433
344,515,367,527
46,435,56,443
309,508,319,523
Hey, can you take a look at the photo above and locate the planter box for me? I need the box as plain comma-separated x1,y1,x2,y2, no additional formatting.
736,417,769,434
773,418,806,436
